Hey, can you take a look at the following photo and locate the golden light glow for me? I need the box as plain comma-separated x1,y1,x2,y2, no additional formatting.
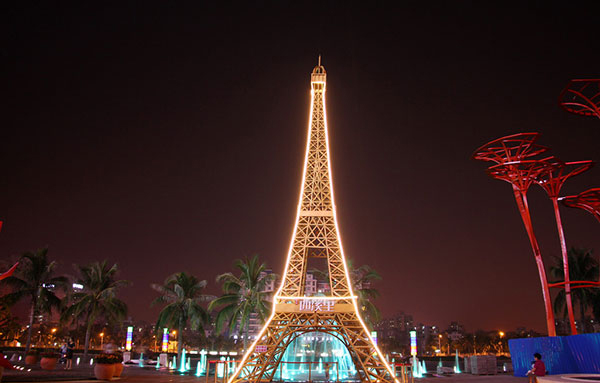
275,295,357,300
499,331,505,338
228,63,398,383
51,328,57,333
99,332,104,337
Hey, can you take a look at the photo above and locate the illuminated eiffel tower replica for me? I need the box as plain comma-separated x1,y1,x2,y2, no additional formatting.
229,59,397,383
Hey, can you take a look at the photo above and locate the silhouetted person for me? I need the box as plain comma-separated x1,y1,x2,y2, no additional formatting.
527,353,546,383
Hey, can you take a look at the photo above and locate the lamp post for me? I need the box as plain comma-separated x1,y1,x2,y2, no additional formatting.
438,334,442,355
498,331,505,355
100,332,104,349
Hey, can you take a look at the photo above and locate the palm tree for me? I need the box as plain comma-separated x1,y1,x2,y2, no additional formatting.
1,248,66,352
350,262,382,328
151,272,211,361
61,261,129,360
209,255,274,350
308,260,382,328
550,247,599,332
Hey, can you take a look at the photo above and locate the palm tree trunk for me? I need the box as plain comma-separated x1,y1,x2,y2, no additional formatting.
243,320,249,351
83,321,93,360
580,297,586,333
25,300,36,353
83,309,94,361
177,323,184,364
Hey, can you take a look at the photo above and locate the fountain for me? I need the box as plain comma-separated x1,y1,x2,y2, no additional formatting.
454,350,461,373
412,356,423,378
172,356,176,370
217,356,226,378
156,356,160,369
199,350,207,376
139,352,144,367
421,360,427,374
179,349,187,372
272,332,356,381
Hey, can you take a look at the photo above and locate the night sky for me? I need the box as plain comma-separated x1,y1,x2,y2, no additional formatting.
2,2,599,333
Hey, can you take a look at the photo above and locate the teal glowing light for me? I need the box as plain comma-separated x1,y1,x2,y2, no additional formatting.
139,352,144,367
421,360,427,374
156,357,160,369
197,350,207,376
454,350,461,373
172,356,176,370
412,356,423,378
272,332,357,382
217,356,226,378
179,349,187,372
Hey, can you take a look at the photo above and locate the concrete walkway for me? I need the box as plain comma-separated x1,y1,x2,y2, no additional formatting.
2,365,529,383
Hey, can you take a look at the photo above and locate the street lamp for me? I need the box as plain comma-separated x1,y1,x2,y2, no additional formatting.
100,332,104,349
438,334,442,355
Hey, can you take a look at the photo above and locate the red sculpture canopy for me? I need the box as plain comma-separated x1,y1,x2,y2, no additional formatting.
472,132,549,164
559,79,600,118
561,188,600,223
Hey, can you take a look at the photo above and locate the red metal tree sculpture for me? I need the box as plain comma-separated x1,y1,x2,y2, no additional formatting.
0,222,19,281
559,79,600,119
561,188,600,223
473,133,556,336
535,159,594,335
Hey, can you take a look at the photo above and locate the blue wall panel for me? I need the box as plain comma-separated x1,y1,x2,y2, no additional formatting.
509,333,600,377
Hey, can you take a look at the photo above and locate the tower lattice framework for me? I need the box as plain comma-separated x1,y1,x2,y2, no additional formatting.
228,61,397,383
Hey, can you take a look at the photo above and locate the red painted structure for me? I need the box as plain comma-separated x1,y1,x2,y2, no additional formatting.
473,133,556,336
535,159,594,335
474,133,600,336
0,221,19,281
561,188,600,223
559,79,600,119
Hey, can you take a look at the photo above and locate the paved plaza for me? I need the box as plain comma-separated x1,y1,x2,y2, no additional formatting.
2,364,528,383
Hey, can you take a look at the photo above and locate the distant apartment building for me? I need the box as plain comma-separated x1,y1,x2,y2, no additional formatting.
446,321,465,341
242,269,277,341
373,312,414,353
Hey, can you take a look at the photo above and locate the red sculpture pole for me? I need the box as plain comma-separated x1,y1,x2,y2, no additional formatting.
535,159,594,335
486,160,557,336
0,221,19,281
473,133,556,336
559,79,600,119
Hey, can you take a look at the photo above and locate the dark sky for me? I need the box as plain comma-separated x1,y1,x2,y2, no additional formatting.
2,2,599,334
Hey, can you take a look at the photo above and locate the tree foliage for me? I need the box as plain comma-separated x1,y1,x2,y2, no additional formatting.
550,247,599,332
209,254,274,350
1,248,66,352
61,261,129,359
152,272,210,359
